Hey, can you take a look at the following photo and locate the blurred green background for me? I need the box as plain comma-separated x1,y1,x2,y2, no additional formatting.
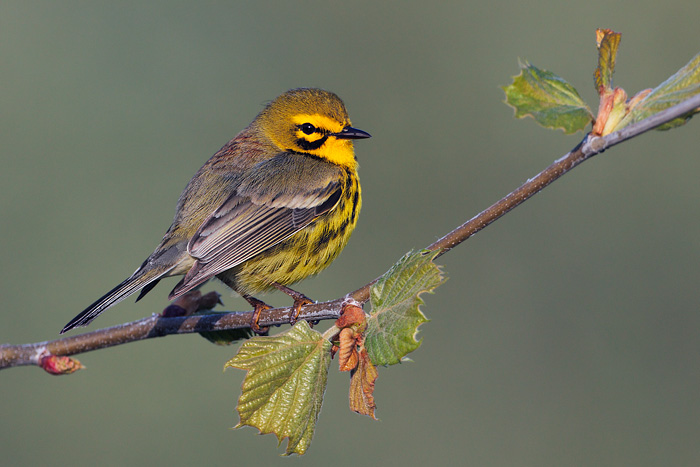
2,1,700,465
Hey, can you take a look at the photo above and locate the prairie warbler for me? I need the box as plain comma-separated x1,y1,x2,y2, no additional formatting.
61,88,370,334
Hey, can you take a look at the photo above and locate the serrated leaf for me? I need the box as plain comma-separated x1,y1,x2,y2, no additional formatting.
365,250,445,366
594,29,621,92
613,52,700,131
503,62,593,134
225,321,331,455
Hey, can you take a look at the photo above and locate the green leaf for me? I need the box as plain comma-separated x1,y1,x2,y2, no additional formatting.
365,250,445,366
225,321,331,456
503,62,593,134
594,29,621,92
613,52,700,131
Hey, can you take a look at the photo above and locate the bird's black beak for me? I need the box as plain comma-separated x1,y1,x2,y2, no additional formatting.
331,126,371,140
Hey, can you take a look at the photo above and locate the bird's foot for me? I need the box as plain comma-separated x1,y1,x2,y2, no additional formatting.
270,282,313,326
289,296,313,326
243,295,271,335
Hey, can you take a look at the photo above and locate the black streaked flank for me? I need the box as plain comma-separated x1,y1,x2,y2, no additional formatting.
285,258,302,274
343,171,353,192
313,229,340,255
335,216,351,237
351,189,359,212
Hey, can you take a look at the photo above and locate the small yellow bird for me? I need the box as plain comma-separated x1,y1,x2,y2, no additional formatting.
61,88,370,334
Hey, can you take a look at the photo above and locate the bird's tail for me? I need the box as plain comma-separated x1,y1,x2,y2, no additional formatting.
60,266,173,334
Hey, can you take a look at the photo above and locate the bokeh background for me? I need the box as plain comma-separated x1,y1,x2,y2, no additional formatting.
2,1,700,465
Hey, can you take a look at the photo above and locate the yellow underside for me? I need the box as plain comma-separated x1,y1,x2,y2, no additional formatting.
217,171,361,296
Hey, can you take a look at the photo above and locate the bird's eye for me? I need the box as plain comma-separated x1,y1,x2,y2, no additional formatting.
300,123,316,135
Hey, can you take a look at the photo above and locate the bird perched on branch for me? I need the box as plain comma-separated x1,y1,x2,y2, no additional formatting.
61,88,370,334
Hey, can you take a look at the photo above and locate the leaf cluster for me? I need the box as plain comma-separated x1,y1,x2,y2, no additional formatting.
225,250,445,455
503,28,700,135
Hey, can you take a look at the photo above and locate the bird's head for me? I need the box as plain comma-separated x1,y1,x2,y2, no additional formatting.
255,88,370,169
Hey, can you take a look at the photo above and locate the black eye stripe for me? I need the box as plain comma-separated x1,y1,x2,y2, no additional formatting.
296,135,328,151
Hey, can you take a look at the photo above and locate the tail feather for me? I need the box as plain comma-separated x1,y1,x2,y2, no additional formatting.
60,267,171,334
135,278,162,302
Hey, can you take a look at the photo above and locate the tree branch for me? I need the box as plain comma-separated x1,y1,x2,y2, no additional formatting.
2,93,699,371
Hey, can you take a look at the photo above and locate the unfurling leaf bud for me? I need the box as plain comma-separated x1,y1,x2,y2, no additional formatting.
40,354,85,375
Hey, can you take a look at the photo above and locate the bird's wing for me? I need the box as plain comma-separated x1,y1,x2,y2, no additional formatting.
168,161,343,298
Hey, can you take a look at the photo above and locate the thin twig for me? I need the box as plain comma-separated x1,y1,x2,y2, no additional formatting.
2,93,699,370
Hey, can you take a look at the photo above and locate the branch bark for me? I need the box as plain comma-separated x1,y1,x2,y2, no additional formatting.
2,93,699,371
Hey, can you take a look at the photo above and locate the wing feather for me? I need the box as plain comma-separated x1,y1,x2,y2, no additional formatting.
169,174,342,299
